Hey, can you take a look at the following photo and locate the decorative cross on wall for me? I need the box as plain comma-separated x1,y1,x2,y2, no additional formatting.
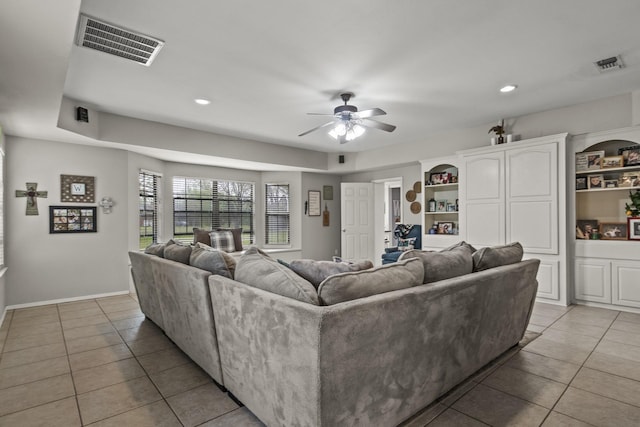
16,182,48,215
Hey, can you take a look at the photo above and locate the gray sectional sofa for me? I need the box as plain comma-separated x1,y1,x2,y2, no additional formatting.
130,241,539,426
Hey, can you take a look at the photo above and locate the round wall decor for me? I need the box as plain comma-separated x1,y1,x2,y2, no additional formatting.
410,201,421,214
413,181,422,193
405,189,416,202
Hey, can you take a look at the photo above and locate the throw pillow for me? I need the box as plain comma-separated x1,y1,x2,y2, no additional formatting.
398,245,473,284
163,239,192,264
234,247,319,305
287,259,374,289
317,258,423,305
397,237,417,251
193,228,212,246
217,228,244,252
144,242,166,257
190,242,237,278
209,230,236,253
472,242,524,272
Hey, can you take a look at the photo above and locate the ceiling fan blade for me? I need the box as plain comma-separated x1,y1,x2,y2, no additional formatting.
306,112,334,116
353,108,386,119
361,119,396,133
298,120,335,137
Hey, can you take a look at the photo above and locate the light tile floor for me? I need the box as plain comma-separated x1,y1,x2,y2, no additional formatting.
0,296,638,426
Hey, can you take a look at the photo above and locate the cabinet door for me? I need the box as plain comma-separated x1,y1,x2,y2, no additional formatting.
574,258,611,303
506,143,558,254
612,261,640,308
463,152,505,247
533,259,559,301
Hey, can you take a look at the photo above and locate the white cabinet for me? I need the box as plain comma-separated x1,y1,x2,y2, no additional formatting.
612,261,640,308
574,258,611,304
459,133,569,305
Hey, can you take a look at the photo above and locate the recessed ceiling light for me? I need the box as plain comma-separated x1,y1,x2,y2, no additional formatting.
500,84,518,93
194,98,211,105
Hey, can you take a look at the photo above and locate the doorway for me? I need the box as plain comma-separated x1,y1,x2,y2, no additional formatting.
373,178,403,265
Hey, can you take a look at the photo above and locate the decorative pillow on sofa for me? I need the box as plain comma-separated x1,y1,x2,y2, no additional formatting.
163,239,192,264
287,259,374,289
208,231,236,253
317,258,423,305
398,245,473,284
144,242,166,257
217,228,243,252
190,242,236,278
398,237,417,251
472,242,523,272
235,247,319,305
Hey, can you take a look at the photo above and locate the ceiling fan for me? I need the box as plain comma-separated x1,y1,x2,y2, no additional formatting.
298,92,396,143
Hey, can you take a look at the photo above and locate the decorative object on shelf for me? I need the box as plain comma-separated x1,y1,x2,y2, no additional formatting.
576,177,587,190
405,189,416,202
628,217,640,240
61,175,95,203
601,155,624,169
49,206,97,233
575,151,604,172
603,179,619,188
488,120,506,144
625,189,640,217
413,181,422,193
437,222,454,234
588,174,603,189
323,204,330,226
429,172,451,185
576,219,598,239
436,200,446,212
446,202,456,212
600,222,627,240
620,173,640,188
15,182,47,215
428,198,436,212
618,146,640,166
410,201,421,214
308,190,321,216
98,196,114,214
323,185,333,201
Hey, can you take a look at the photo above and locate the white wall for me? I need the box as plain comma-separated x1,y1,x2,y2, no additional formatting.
301,173,342,260
0,127,6,317
6,137,129,305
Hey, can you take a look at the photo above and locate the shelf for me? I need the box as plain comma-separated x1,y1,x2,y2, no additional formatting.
576,186,640,193
576,165,640,175
425,211,459,215
425,183,458,189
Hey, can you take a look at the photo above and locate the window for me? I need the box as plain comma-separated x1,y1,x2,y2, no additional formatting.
265,184,290,245
139,170,160,249
172,177,254,244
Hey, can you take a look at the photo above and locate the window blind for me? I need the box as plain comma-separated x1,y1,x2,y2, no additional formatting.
265,184,290,245
139,171,160,249
172,177,254,244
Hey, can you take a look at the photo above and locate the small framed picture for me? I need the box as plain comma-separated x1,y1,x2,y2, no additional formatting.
575,150,604,172
587,174,603,189
446,203,456,212
437,222,454,234
436,200,447,212
603,179,619,188
600,155,624,169
429,172,450,185
576,177,587,190
576,219,598,239
618,146,640,166
600,222,627,240
628,217,640,240
620,174,640,188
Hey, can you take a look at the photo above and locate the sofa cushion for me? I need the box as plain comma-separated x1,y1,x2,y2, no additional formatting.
235,247,319,305
209,230,236,253
287,259,373,289
399,245,473,284
442,240,477,253
317,258,423,305
144,242,166,257
193,227,212,246
217,228,244,252
473,242,523,272
190,242,237,278
163,239,192,264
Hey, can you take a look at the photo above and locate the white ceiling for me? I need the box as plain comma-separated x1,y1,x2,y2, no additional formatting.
2,0,640,160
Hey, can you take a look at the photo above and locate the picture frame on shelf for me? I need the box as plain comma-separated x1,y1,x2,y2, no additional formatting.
49,206,97,234
603,179,618,189
628,217,640,240
618,146,640,166
429,172,450,185
437,222,453,234
587,174,603,189
600,155,624,169
600,222,627,240
446,202,456,212
576,219,598,239
576,177,587,190
436,200,447,212
620,174,640,188
575,150,604,172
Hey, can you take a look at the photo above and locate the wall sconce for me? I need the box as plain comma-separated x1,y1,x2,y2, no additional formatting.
99,197,114,214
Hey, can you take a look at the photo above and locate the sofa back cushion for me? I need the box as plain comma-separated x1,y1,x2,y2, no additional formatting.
317,258,423,305
190,242,237,278
472,242,523,271
144,242,166,257
287,259,373,289
399,245,473,284
163,239,192,264
234,247,319,305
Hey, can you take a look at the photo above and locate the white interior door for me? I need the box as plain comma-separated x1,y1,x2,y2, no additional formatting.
341,182,374,261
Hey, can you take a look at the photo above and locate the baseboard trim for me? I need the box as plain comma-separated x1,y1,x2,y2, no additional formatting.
6,290,131,310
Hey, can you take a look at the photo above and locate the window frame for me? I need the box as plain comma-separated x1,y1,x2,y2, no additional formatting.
138,170,161,250
264,183,290,246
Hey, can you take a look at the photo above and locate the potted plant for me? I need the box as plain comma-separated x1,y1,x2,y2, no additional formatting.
489,120,506,144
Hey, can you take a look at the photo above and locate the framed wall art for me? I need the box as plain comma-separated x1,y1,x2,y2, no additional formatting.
61,175,95,203
308,190,321,216
50,206,97,234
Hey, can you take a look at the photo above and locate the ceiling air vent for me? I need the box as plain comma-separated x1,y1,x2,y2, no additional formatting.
75,14,164,66
594,55,624,73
